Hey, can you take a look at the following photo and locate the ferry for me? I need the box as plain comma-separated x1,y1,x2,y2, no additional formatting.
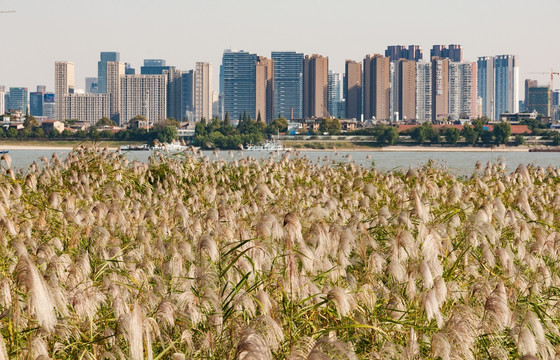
119,144,150,151
246,139,292,152
151,141,192,152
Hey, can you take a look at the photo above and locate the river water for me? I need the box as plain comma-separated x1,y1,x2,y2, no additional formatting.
4,149,560,177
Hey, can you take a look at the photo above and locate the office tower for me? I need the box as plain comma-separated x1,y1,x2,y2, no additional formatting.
477,56,495,119
494,55,519,118
164,67,182,121
344,60,362,120
525,79,538,111
142,59,166,69
194,62,213,122
448,45,464,62
448,62,477,120
55,61,75,121
328,71,342,118
125,63,135,75
106,61,125,124
120,75,167,126
255,57,274,123
181,70,195,120
431,57,449,121
363,54,390,120
43,93,55,119
526,85,550,116
416,62,432,122
97,52,120,93
8,88,28,113
271,51,303,119
85,77,98,93
303,54,328,118
30,86,45,116
398,59,417,121
430,45,447,60
221,50,258,120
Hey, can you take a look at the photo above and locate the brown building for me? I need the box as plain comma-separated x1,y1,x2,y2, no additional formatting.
398,59,416,121
303,54,328,118
255,56,275,123
525,79,537,111
363,54,390,120
345,60,362,120
431,57,449,121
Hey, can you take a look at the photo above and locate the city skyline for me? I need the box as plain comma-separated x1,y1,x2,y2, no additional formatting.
1,0,559,93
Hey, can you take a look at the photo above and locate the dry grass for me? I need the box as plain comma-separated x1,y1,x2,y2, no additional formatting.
0,147,559,359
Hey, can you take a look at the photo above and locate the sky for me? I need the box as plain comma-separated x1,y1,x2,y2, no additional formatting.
1,0,559,98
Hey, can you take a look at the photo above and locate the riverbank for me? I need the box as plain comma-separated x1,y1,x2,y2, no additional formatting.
0,140,129,150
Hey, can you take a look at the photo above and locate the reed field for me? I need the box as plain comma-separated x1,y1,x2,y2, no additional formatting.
1,147,560,359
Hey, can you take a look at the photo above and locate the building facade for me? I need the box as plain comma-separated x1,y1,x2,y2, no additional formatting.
181,70,195,120
85,77,98,93
271,51,303,120
526,85,550,116
30,86,45,116
8,87,28,113
194,62,213,122
328,71,342,118
303,54,329,118
344,60,362,120
398,59,417,121
448,62,477,120
431,57,449,121
477,56,495,119
120,74,167,126
106,61,125,124
363,54,390,120
221,50,258,120
97,52,120,94
416,62,432,122
494,55,519,118
255,57,274,123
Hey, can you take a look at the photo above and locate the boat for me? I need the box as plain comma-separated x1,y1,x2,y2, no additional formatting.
0,150,8,154
245,139,292,151
151,141,191,152
119,144,150,151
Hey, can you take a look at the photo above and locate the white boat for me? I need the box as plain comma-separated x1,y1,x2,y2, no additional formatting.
119,144,150,151
245,139,292,151
151,141,192,152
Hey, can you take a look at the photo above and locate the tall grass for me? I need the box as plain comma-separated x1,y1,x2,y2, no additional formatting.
0,147,559,358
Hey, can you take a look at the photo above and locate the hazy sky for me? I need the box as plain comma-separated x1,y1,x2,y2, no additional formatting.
1,0,559,96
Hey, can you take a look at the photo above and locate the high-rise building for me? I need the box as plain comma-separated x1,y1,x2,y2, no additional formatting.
212,91,220,119
106,61,125,124
477,56,495,119
125,63,135,75
85,77,99,93
390,62,399,120
494,55,519,118
525,79,538,111
385,45,423,62
120,74,167,126
182,70,195,121
43,93,55,119
255,57,274,123
30,86,46,116
221,50,258,120
194,62,213,122
271,51,303,120
526,85,550,116
398,59,417,121
55,61,75,121
97,52,120,94
328,71,342,118
416,62,432,122
0,89,4,115
8,87,28,113
344,60,362,120
140,60,182,120
363,54,390,120
303,54,328,118
430,45,463,62
448,62,477,120
431,57,450,121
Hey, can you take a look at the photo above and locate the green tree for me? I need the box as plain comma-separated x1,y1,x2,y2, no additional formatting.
319,118,341,134
552,132,560,146
6,127,18,138
493,121,511,145
514,134,525,146
461,125,478,145
224,111,230,127
96,117,116,127
23,115,39,129
32,127,44,139
444,127,460,144
378,126,399,145
154,126,178,143
480,130,494,145
270,117,288,133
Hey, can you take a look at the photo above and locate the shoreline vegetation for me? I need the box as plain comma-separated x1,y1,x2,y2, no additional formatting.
2,146,560,358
